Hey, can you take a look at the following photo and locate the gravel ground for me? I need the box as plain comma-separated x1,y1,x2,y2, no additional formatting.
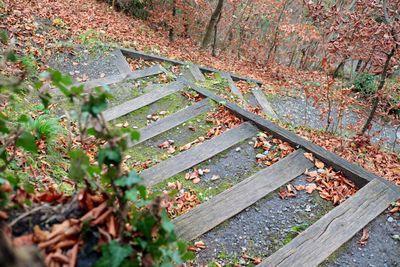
194,173,334,266
195,140,261,188
48,46,120,81
269,95,400,151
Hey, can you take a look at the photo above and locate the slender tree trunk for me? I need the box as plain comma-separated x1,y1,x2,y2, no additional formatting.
212,11,222,56
169,0,176,42
361,46,396,133
266,0,290,62
201,0,224,49
355,59,362,73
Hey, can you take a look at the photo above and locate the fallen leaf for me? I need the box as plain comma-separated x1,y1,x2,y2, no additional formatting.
304,152,314,161
357,228,369,246
194,240,206,249
305,183,317,194
295,185,305,191
315,159,325,169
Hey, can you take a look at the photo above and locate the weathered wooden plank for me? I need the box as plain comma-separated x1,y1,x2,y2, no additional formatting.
173,149,313,241
183,79,400,194
119,47,263,85
140,122,258,187
51,65,166,96
258,179,399,267
79,65,164,90
113,49,133,75
182,64,206,82
252,88,278,119
220,72,243,99
103,81,185,121
128,99,212,147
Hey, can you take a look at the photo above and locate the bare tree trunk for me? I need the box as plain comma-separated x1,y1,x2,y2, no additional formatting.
212,11,222,56
266,0,291,62
201,0,224,49
361,46,396,133
169,0,176,42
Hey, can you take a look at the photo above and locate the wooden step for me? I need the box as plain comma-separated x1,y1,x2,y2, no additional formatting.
173,149,312,240
252,88,278,119
128,98,212,147
257,179,399,267
59,65,165,94
140,122,258,187
221,72,243,99
103,81,185,121
113,49,133,75
182,64,206,82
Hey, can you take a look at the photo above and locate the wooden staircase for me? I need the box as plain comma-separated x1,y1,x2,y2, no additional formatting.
66,48,400,267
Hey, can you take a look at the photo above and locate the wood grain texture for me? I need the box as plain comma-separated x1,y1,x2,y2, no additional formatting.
258,179,399,267
221,72,243,99
252,88,278,119
140,122,258,187
173,149,313,241
113,49,133,75
128,99,212,147
51,65,165,95
119,47,262,85
182,64,206,82
103,81,185,121
184,79,400,194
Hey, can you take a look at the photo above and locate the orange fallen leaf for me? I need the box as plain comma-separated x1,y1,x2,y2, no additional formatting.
357,228,369,246
194,240,206,249
305,183,317,194
303,152,314,161
13,234,34,247
315,159,324,169
295,185,305,191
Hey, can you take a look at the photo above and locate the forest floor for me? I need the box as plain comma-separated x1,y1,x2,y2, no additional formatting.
2,0,400,266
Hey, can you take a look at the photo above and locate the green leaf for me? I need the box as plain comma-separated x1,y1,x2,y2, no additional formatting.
6,52,17,62
95,240,133,267
0,30,8,44
69,149,90,182
23,182,34,194
17,114,30,123
130,130,140,141
0,119,9,134
114,171,142,187
125,188,138,202
97,148,122,166
161,219,174,233
16,131,37,153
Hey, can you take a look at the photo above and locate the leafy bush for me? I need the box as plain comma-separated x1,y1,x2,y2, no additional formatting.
28,115,62,142
106,0,150,19
1,30,193,265
353,73,377,96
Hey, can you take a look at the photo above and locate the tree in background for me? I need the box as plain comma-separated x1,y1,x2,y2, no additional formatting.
305,0,400,134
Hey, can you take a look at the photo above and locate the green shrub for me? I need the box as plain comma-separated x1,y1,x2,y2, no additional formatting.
28,115,62,141
353,73,377,96
106,0,150,19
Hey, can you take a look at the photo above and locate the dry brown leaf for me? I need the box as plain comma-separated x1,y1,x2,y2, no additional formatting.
305,183,317,194
13,234,34,247
315,159,325,169
357,228,369,246
295,185,305,191
194,240,206,249
303,152,314,161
